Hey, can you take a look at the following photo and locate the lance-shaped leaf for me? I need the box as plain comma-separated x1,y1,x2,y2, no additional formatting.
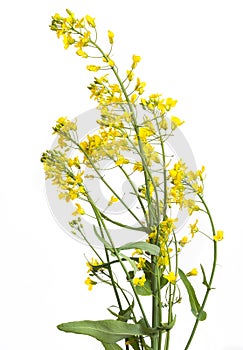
102,342,123,350
200,264,210,289
117,241,160,256
159,315,176,331
57,319,155,343
178,269,207,321
107,301,134,322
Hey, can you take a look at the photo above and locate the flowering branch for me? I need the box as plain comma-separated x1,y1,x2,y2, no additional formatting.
41,9,223,350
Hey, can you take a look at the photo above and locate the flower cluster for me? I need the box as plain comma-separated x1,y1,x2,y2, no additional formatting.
42,10,223,350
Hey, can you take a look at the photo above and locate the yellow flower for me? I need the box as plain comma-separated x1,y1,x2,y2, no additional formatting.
75,18,85,29
196,165,205,181
166,97,177,110
153,176,160,186
190,219,199,237
134,77,146,94
133,274,146,287
57,117,68,125
164,271,177,284
72,203,85,216
76,49,88,58
138,182,154,199
133,162,143,172
183,199,200,215
214,230,224,241
108,195,119,206
85,15,96,27
148,229,157,240
159,118,168,130
186,268,198,277
192,183,203,194
68,156,80,168
86,258,102,273
115,155,129,166
126,70,134,81
171,116,185,130
86,65,101,72
53,13,61,20
160,218,177,235
108,30,114,44
157,255,169,267
84,277,96,291
108,59,115,67
63,34,75,49
131,55,141,69
179,236,189,247
130,93,137,103
137,257,146,270
138,127,154,141
132,249,143,256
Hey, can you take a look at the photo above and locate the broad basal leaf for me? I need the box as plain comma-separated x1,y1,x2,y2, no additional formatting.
102,342,123,350
57,319,154,343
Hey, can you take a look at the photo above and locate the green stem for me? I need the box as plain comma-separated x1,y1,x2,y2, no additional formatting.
89,198,130,350
164,231,178,350
88,195,123,311
155,115,167,220
151,254,160,350
183,193,218,350
88,193,151,330
154,116,168,350
104,151,149,227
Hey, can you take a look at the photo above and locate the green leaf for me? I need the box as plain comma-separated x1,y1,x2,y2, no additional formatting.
135,280,152,296
159,315,176,331
107,307,120,319
57,319,154,343
178,269,207,321
118,301,134,322
160,275,168,289
107,302,134,322
117,241,160,256
200,264,210,289
102,342,123,350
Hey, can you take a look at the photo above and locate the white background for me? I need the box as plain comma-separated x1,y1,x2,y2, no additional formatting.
0,0,242,349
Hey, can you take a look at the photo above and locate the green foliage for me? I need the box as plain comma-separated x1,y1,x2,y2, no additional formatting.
107,301,134,322
200,264,210,289
178,269,207,321
117,241,160,256
102,343,123,350
57,319,156,343
159,315,176,331
45,8,220,349
135,279,153,296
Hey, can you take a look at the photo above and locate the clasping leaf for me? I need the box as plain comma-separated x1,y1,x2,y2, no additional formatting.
178,268,207,321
